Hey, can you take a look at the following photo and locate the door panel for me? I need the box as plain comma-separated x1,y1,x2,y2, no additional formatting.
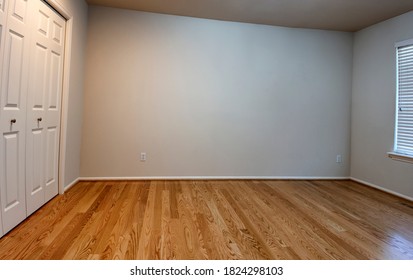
3,132,19,208
48,51,60,109
0,0,30,234
31,129,43,194
11,0,27,22
1,130,25,231
38,9,48,37
25,39,48,214
45,126,57,200
4,31,24,107
26,0,65,215
52,20,62,45
25,126,43,214
33,43,47,107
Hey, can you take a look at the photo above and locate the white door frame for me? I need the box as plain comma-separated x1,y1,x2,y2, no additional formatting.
44,0,73,195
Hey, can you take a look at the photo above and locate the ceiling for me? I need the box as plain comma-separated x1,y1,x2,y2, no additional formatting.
85,0,413,32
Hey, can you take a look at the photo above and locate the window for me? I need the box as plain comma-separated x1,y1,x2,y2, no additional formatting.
390,39,413,163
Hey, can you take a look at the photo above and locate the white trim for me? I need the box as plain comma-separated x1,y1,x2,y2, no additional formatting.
64,177,79,192
45,0,74,195
395,38,413,48
388,152,413,164
394,44,400,153
78,176,350,181
58,18,73,195
394,41,413,159
62,176,413,203
350,177,413,202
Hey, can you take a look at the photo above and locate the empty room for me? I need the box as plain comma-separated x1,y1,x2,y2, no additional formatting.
0,0,413,263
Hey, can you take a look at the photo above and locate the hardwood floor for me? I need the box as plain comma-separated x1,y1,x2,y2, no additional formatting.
0,180,412,260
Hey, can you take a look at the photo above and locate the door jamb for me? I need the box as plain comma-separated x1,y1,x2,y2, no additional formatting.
45,0,73,195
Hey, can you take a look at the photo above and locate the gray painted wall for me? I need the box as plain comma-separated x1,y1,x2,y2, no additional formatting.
351,11,413,199
80,6,353,178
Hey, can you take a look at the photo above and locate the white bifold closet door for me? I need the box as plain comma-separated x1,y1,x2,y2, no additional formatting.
0,0,31,235
25,0,65,216
0,0,66,235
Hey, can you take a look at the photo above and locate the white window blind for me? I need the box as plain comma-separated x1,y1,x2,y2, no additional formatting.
395,40,413,156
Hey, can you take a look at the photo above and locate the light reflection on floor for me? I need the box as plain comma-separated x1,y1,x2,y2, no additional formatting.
381,231,413,259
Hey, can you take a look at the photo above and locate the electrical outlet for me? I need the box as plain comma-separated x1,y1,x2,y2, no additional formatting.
336,155,342,163
140,152,147,162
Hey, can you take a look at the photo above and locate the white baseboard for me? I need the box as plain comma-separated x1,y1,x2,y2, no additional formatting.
64,177,80,192
350,177,413,202
78,176,350,181
66,176,413,203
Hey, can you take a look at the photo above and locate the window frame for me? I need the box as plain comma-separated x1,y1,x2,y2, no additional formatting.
389,39,413,163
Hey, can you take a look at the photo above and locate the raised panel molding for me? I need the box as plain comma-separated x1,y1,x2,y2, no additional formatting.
4,31,24,108
11,0,27,23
